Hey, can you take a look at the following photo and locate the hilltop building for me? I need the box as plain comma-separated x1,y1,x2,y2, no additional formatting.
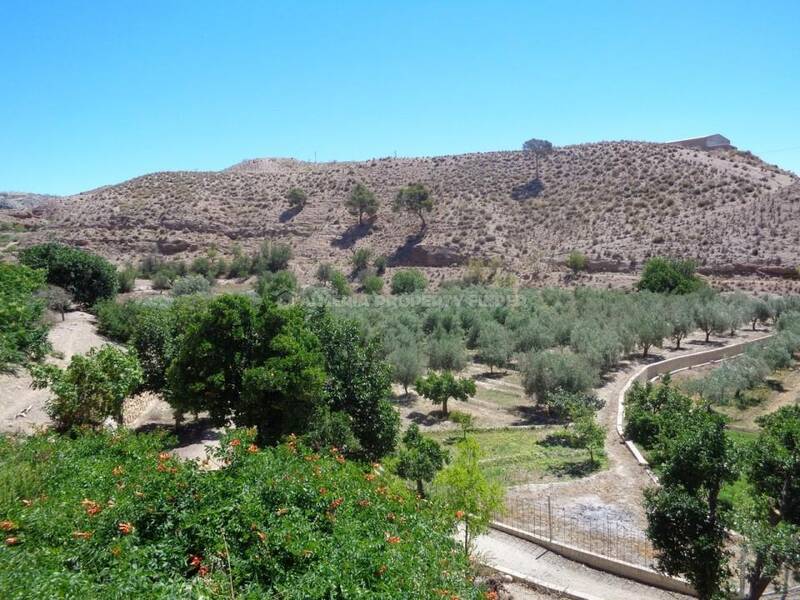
666,134,733,150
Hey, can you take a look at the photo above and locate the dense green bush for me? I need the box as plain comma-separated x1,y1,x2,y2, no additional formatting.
0,262,49,369
19,243,118,306
390,269,427,295
30,345,142,429
637,257,703,295
253,241,293,274
0,430,478,599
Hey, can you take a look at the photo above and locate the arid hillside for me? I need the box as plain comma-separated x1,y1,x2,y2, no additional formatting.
8,141,800,282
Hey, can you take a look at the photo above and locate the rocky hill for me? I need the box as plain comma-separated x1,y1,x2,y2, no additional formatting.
10,141,800,282
0,192,61,211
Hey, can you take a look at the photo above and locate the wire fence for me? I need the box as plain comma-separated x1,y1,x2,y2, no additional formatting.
497,496,656,568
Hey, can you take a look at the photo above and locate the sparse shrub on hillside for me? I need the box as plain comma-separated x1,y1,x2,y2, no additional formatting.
415,371,476,418
362,274,383,295
117,265,137,293
315,262,334,283
286,187,308,210
394,183,434,229
151,269,173,292
391,268,427,295
252,241,293,274
30,345,142,429
329,270,352,298
346,183,379,225
373,254,387,275
19,243,118,307
566,250,588,274
189,255,213,278
352,247,373,273
228,245,252,279
637,257,703,294
171,274,211,296
257,269,297,303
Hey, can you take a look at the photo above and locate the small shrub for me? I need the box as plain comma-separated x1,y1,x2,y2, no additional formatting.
171,274,211,296
391,269,427,295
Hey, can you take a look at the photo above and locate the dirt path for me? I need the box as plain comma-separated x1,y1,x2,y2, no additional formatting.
476,529,691,600
0,311,108,434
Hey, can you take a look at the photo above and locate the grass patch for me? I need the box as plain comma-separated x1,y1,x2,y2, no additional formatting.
473,385,521,408
425,427,606,487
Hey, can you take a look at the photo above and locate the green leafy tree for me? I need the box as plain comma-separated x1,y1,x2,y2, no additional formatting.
449,411,476,440
637,257,703,295
396,424,448,497
391,269,427,294
393,183,434,229
415,371,476,418
128,303,176,395
286,187,308,210
645,406,737,600
434,437,504,556
346,183,379,225
388,345,426,394
738,406,800,600
19,242,118,306
570,412,605,465
310,310,400,459
302,405,361,454
167,295,326,445
476,320,512,373
30,345,142,429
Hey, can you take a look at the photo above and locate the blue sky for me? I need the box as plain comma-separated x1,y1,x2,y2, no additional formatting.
1,1,798,195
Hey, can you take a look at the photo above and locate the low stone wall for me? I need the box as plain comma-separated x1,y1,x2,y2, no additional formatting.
490,522,697,597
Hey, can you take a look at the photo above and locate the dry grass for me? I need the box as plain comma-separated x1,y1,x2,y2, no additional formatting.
10,142,800,285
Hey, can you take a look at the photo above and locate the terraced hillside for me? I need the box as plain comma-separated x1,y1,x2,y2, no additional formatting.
8,141,800,281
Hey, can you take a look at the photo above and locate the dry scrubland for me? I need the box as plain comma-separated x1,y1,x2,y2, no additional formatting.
5,142,800,289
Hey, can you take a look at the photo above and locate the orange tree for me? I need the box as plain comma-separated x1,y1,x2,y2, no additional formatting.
0,429,481,599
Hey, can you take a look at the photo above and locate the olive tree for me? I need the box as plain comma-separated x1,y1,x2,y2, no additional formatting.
388,345,426,394
394,183,434,230
475,320,512,373
346,183,379,225
520,349,598,404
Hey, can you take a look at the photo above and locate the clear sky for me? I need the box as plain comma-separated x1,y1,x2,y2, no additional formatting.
1,0,798,195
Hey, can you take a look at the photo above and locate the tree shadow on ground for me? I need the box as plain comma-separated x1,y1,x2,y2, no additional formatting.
391,392,416,407
331,221,374,249
548,459,601,478
474,370,507,380
406,410,442,426
135,417,221,447
686,339,726,348
279,206,302,223
511,178,544,201
387,230,426,265
766,378,786,392
510,404,567,426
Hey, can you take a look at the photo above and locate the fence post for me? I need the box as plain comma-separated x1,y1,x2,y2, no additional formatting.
547,496,553,542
